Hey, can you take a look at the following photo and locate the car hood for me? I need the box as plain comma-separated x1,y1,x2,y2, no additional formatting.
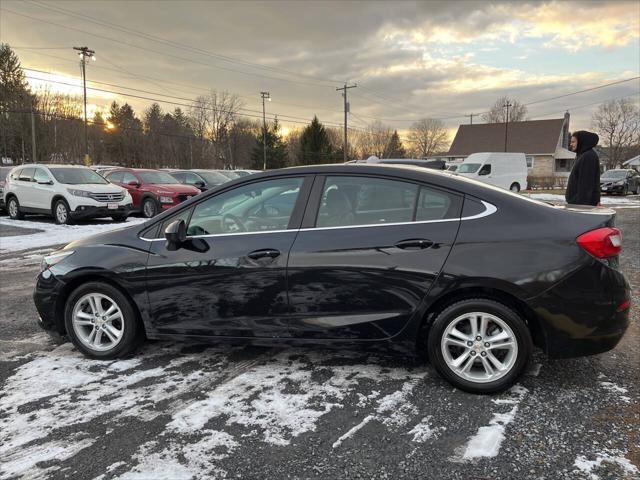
147,184,200,194
63,183,126,194
63,221,150,250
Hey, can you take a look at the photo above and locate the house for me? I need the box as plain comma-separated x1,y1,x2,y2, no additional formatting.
623,154,639,171
439,113,575,186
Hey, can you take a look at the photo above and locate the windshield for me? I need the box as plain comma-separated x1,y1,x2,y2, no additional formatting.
50,167,108,185
138,171,179,184
218,170,240,179
457,163,481,174
196,171,231,185
601,170,626,179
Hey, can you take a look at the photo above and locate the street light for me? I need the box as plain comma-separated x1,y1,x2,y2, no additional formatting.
73,46,95,165
260,91,270,170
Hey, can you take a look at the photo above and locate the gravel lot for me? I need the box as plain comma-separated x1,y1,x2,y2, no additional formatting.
0,204,638,480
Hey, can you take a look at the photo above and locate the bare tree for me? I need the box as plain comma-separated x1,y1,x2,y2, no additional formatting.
407,118,449,158
481,96,528,123
356,120,393,158
591,98,640,168
205,90,243,167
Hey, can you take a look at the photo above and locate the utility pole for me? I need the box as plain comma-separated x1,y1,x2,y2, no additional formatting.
467,113,474,125
73,46,95,164
31,108,37,163
503,101,512,152
336,83,357,162
260,91,270,170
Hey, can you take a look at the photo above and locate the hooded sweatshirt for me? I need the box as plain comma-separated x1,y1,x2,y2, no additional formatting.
565,130,600,206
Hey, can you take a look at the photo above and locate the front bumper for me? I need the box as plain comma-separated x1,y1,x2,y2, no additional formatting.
600,184,625,193
34,269,66,334
529,260,630,358
71,203,133,220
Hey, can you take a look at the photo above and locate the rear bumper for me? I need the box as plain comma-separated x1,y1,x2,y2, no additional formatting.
529,261,630,358
71,203,133,220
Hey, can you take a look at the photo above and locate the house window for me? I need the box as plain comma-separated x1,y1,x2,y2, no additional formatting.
555,158,575,173
526,156,534,168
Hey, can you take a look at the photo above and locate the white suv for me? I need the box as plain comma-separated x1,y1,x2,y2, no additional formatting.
4,164,133,224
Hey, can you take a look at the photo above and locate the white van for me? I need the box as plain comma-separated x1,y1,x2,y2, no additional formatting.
456,152,528,192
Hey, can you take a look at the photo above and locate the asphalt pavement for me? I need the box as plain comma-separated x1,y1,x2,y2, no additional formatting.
0,208,638,480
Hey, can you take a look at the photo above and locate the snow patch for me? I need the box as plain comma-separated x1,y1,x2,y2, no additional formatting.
0,217,147,252
573,450,639,479
408,416,444,443
528,193,640,206
599,381,631,403
461,385,528,460
332,415,375,448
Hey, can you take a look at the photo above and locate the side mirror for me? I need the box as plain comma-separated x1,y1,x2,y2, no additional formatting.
194,180,205,189
128,180,140,187
165,219,187,250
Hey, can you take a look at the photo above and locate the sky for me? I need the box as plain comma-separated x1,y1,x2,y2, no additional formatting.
1,0,639,143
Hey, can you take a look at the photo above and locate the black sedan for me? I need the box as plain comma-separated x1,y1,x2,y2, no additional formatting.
600,169,640,195
34,164,631,393
168,169,232,192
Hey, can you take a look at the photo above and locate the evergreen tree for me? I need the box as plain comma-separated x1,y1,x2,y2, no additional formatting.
384,130,406,158
299,116,332,165
250,119,288,170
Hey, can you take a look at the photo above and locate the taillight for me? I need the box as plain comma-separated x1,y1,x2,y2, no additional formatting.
576,227,622,258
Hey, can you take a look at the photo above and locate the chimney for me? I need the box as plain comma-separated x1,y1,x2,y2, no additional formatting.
562,111,570,149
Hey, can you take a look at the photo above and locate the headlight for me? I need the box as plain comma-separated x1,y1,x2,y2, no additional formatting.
159,196,173,204
67,189,92,197
41,250,75,271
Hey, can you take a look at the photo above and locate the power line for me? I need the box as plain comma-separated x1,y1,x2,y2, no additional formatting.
2,7,340,89
23,75,364,131
524,77,640,107
27,0,345,87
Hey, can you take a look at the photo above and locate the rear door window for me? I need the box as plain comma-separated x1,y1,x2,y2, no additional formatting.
18,168,35,182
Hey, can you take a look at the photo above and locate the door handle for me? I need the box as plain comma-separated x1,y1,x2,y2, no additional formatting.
394,239,434,250
247,249,281,260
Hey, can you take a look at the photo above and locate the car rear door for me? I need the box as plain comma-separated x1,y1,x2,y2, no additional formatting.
144,175,312,338
15,167,36,207
286,174,462,340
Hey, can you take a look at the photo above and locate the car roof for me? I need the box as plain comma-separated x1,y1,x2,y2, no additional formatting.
14,164,89,169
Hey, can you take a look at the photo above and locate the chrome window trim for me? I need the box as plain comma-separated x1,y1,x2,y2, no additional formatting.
139,201,496,242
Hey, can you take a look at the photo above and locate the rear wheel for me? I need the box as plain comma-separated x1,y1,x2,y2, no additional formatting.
142,198,158,218
509,183,521,193
7,196,24,220
427,298,532,394
65,282,142,359
54,199,73,225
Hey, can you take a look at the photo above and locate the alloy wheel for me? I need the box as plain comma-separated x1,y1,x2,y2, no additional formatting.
440,311,518,384
143,199,156,218
72,293,125,352
56,202,68,224
8,199,18,218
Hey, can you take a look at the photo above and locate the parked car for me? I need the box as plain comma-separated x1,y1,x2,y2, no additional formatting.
216,170,242,180
234,170,260,177
0,166,13,212
3,164,132,224
600,169,640,195
33,164,630,393
104,168,200,218
456,152,528,192
168,169,232,192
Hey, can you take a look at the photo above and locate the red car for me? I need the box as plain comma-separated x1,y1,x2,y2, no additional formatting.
104,168,200,218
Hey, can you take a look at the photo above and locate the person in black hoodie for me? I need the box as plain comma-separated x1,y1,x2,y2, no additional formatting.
565,130,601,206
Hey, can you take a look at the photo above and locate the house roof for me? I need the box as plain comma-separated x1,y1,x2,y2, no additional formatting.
623,155,639,166
448,118,565,156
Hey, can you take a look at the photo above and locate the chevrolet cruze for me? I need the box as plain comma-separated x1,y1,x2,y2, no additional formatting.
34,164,631,393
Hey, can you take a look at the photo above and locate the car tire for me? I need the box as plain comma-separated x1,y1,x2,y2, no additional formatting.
111,214,128,222
509,183,521,193
427,298,532,394
142,198,158,218
64,281,143,359
635,185,640,195
53,199,73,225
7,196,24,220
622,185,628,196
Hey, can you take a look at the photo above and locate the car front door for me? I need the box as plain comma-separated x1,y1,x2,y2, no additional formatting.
31,167,55,210
286,174,462,340
144,175,312,338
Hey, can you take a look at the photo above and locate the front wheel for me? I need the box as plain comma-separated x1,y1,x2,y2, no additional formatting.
509,183,521,193
64,282,142,359
142,198,158,218
427,298,532,394
54,199,73,225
